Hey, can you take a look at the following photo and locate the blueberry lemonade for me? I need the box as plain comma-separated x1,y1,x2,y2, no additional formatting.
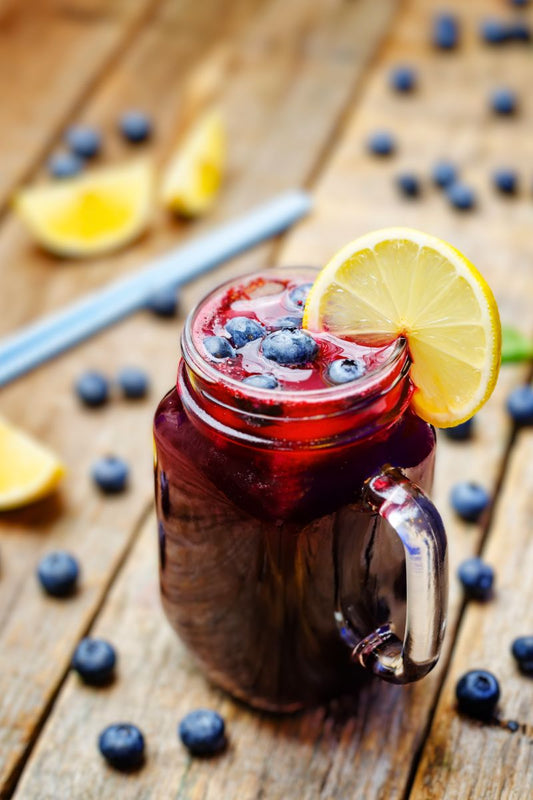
154,229,501,711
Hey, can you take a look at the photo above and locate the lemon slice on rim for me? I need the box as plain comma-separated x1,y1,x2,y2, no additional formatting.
15,160,153,258
161,109,225,217
0,417,65,510
303,227,501,427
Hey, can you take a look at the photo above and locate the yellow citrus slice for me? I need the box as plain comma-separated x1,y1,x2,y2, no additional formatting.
303,227,501,427
14,160,153,258
0,417,66,510
161,109,225,216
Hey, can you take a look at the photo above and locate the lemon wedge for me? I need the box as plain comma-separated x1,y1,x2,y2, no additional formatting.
161,109,225,216
0,417,66,510
15,160,153,258
303,228,501,427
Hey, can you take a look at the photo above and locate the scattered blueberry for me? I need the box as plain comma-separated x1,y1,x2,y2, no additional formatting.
147,286,179,318
91,455,129,494
65,125,102,159
510,0,530,7
203,336,235,359
119,111,152,143
327,358,366,385
511,636,533,674
389,65,417,93
506,385,533,425
450,481,490,522
225,316,265,348
98,723,145,771
509,21,531,41
242,374,279,389
447,183,476,211
457,557,494,600
178,709,226,756
455,669,500,720
37,551,80,597
480,19,510,45
75,370,110,407
47,152,84,179
288,283,313,308
507,720,520,732
367,130,396,156
117,366,149,399
442,418,474,441
396,173,420,198
433,13,459,50
72,638,117,685
490,88,517,115
432,160,457,189
273,315,303,329
262,329,318,366
493,168,518,195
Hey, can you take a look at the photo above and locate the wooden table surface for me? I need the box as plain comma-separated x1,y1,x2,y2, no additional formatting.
1,0,532,797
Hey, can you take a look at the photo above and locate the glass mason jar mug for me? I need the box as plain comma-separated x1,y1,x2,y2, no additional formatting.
153,269,448,712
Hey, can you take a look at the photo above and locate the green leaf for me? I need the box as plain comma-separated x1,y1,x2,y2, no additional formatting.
501,325,533,364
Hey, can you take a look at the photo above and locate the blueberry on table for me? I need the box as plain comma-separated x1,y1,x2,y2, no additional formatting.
447,183,476,211
493,168,518,195
75,370,110,407
147,286,179,318
450,482,489,522
456,670,500,720
178,709,226,756
117,366,150,399
367,130,396,157
65,125,102,159
288,283,313,308
442,418,474,441
72,638,116,685
91,456,129,494
225,316,265,348
432,160,457,189
433,13,459,50
48,152,84,179
396,173,420,198
262,329,318,366
203,335,235,359
480,19,511,45
389,65,417,93
273,315,303,329
242,374,279,389
457,557,494,600
327,358,365,385
490,88,517,115
37,551,79,597
119,111,152,143
506,385,533,425
511,636,533,674
98,723,145,770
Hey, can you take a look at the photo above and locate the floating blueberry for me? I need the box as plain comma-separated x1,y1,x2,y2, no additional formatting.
367,130,396,157
506,385,533,425
389,65,417,93
327,358,366,385
442,418,474,441
273,315,302,329
48,152,84,179
433,13,459,50
178,709,226,756
37,551,80,597
288,283,313,308
158,521,166,570
432,160,457,189
65,125,102,159
493,168,518,195
457,557,494,600
242,374,279,389
117,366,149,399
147,286,179,318
447,183,476,211
396,173,420,198
91,455,129,494
75,370,110,407
511,636,533,674
456,670,500,720
491,88,517,115
72,638,117,685
98,723,145,771
262,329,318,366
203,336,235,359
119,111,152,143
480,19,510,45
225,316,265,348
450,482,490,522
160,471,170,517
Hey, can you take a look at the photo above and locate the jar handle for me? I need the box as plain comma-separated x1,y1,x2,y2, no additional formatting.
352,466,448,684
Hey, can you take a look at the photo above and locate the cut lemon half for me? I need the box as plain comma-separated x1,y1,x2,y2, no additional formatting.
0,417,66,510
303,228,501,427
15,160,153,258
161,109,225,217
